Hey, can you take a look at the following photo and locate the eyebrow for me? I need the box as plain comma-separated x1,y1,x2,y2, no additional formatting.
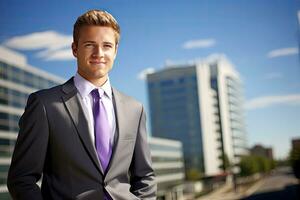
103,41,114,45
83,41,96,44
82,41,114,45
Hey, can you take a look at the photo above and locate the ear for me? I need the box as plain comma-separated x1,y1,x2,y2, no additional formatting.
71,42,78,58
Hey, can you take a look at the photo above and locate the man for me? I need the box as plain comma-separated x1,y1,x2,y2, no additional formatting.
7,9,156,200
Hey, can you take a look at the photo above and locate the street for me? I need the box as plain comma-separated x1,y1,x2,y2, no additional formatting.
243,167,300,200
197,167,300,200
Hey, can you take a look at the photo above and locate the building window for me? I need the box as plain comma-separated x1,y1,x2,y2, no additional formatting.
160,79,174,87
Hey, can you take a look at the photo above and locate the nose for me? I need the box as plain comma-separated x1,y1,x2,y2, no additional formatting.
92,46,104,57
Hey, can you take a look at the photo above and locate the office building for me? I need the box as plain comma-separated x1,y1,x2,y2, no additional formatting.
149,137,185,200
250,144,273,160
292,138,300,150
147,55,248,177
0,46,64,198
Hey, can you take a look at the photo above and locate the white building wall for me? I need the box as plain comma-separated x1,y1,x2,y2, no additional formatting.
0,46,65,83
0,46,27,67
149,137,185,200
196,63,221,176
217,58,246,165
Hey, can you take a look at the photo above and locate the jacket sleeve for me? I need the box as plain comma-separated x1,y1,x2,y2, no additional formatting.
130,106,157,199
7,93,49,200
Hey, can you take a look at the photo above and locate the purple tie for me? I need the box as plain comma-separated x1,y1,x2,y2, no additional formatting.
91,89,112,172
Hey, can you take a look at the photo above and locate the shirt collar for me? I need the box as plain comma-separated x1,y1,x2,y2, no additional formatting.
74,73,113,100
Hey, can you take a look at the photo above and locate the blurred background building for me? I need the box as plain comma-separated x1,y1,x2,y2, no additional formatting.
292,138,300,150
250,144,273,160
290,137,300,180
0,46,64,198
147,55,248,179
149,137,185,200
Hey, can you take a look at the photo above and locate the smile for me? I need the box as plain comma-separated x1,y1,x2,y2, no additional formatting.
90,61,106,65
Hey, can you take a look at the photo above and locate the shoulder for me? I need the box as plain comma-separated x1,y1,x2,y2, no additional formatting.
30,77,73,101
21,84,63,117
112,87,143,110
31,84,62,100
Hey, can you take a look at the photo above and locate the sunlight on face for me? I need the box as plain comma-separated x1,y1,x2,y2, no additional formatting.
72,26,118,86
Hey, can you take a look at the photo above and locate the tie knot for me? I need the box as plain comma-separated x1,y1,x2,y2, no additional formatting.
91,89,104,100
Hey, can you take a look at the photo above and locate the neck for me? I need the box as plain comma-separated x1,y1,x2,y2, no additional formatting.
77,72,108,87
89,77,108,87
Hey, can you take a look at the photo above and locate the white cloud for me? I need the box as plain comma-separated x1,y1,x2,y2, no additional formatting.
43,49,74,61
267,47,298,58
4,31,73,61
5,31,72,50
264,72,283,80
137,68,155,80
245,94,300,110
182,38,216,49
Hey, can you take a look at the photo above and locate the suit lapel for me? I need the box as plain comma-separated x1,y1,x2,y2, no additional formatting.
61,78,103,175
105,88,125,179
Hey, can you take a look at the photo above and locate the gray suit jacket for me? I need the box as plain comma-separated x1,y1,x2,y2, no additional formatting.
7,78,157,200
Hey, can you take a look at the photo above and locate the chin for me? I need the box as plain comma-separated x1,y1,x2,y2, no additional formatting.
94,73,108,79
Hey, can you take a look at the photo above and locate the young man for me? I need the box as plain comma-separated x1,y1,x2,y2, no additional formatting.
7,10,156,200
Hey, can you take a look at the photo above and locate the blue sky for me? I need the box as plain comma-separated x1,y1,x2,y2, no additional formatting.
0,0,299,159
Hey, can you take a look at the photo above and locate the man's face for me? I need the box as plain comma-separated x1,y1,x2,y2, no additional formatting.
72,25,117,85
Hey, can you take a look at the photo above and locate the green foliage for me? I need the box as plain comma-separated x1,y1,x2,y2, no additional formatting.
222,153,231,171
186,168,203,180
275,159,289,167
239,155,258,176
218,153,231,171
289,147,300,179
239,155,275,177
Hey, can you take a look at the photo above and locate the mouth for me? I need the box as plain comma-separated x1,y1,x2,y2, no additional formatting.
89,60,106,65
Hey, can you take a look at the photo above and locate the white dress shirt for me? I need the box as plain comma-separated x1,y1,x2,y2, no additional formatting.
74,73,116,148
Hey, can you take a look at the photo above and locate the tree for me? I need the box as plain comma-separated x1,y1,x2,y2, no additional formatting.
186,168,203,180
290,147,300,179
239,155,275,177
239,155,259,176
223,153,231,171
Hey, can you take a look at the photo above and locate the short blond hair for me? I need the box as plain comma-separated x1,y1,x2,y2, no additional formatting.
73,9,120,45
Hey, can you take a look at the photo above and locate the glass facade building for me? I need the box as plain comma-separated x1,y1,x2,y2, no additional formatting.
147,66,205,178
0,46,64,198
147,55,248,178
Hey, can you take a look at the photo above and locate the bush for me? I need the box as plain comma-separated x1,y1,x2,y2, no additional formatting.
186,168,203,180
239,155,274,176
